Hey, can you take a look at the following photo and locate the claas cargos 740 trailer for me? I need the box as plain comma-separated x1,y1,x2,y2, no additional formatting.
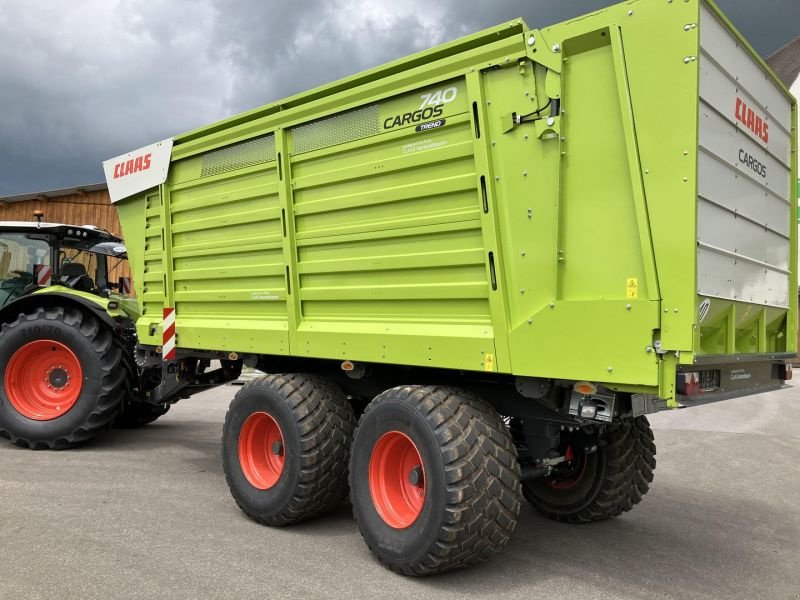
7,0,795,576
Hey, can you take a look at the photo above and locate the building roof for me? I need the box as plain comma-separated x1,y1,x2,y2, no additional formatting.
0,182,107,204
766,36,800,88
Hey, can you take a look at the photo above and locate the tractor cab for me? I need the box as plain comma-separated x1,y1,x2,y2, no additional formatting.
0,220,131,308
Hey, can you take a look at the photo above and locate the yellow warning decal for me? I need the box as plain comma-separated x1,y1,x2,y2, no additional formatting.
626,278,638,299
484,353,495,372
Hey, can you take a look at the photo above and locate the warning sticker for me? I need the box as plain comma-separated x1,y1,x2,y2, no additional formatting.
484,353,495,372
626,278,638,299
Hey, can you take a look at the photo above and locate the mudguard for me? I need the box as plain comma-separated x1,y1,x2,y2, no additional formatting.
0,290,128,332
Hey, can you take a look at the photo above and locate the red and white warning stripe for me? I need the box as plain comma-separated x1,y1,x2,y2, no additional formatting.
34,265,52,287
162,308,176,360
119,277,132,295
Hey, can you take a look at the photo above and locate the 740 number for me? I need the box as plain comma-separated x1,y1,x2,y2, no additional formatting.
419,87,458,110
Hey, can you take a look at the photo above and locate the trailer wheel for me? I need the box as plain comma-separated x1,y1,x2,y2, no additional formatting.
522,417,656,523
0,307,128,449
114,402,170,428
349,386,521,576
222,374,356,526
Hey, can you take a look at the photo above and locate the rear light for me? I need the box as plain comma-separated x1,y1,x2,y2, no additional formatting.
785,364,793,381
678,372,700,396
677,370,720,396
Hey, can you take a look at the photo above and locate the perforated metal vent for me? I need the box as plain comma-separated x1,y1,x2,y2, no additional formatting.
291,105,381,155
200,134,276,177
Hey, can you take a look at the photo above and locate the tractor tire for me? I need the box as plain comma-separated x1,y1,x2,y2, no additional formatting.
0,306,129,449
222,374,356,526
349,385,522,576
114,401,170,428
522,416,656,524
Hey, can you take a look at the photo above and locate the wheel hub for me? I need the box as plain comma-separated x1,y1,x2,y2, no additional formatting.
408,465,424,487
272,440,284,456
48,367,70,389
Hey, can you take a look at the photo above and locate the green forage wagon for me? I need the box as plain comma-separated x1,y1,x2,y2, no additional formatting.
2,0,795,575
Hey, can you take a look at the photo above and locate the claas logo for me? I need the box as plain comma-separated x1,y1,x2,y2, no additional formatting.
113,153,152,179
734,97,768,143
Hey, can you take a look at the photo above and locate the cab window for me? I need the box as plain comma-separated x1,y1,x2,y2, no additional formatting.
0,234,51,307
60,248,99,281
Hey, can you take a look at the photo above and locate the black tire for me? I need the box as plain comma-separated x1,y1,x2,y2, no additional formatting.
114,401,170,428
349,385,522,576
0,307,128,449
522,416,656,524
222,373,356,526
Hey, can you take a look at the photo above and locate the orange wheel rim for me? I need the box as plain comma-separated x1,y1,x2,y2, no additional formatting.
238,412,285,490
4,340,83,421
369,431,426,529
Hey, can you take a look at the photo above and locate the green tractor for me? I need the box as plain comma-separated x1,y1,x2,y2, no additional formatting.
0,217,239,449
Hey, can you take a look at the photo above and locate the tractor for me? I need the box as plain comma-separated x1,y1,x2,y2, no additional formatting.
0,216,239,449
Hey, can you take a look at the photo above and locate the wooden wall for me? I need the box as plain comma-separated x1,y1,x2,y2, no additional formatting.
0,189,121,236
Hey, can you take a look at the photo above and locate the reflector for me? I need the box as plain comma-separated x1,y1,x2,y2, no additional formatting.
573,381,597,396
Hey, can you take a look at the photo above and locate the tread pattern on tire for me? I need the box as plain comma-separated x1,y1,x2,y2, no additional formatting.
353,385,522,576
525,416,657,524
225,373,356,526
0,306,129,449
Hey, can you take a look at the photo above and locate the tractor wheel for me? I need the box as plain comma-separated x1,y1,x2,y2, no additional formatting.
0,307,129,449
349,385,522,576
114,401,170,428
222,374,356,526
522,416,656,523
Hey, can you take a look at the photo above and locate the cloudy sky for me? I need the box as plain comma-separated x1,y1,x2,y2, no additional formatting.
0,0,797,195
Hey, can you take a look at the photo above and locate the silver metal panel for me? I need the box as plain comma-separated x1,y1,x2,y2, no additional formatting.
699,54,792,169
698,150,789,237
700,3,792,128
697,1,793,309
697,201,789,271
697,248,735,300
697,247,789,307
733,259,789,307
699,106,791,200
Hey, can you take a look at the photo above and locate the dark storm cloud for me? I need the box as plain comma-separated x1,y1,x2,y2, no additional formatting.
0,0,797,195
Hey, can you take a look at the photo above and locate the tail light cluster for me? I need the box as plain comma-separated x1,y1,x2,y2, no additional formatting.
677,370,721,396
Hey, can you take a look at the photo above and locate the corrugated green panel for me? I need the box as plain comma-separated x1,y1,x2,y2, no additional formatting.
142,191,165,336
115,188,165,344
290,83,496,370
166,162,289,354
